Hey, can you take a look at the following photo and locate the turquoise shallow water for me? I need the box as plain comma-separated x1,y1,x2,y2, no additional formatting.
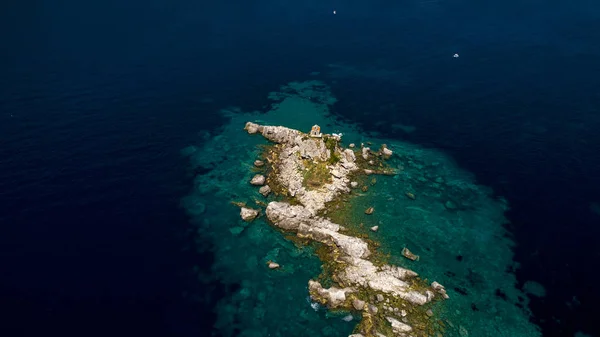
183,81,541,337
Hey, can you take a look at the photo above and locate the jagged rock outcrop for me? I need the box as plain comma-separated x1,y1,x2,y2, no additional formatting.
267,202,370,259
309,280,355,308
245,121,356,214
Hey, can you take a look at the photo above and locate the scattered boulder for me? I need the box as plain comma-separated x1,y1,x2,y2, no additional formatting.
380,144,393,157
254,160,265,167
240,207,259,222
250,174,266,186
350,181,359,188
259,185,271,196
365,207,374,215
401,247,419,261
267,261,280,269
352,299,366,310
426,309,434,317
431,281,450,299
362,147,370,160
364,169,374,175
370,225,379,232
349,143,356,148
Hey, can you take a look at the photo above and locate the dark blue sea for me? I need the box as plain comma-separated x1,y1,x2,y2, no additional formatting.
1,1,599,336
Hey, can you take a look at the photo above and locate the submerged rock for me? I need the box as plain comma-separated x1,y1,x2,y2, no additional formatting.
229,226,244,236
365,207,374,215
444,200,458,210
401,247,420,261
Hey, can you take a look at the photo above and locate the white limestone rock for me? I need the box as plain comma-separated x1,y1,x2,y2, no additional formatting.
362,147,370,160
352,299,366,310
381,145,393,157
343,148,357,163
244,122,260,134
250,174,266,186
267,261,280,269
331,169,343,179
431,281,450,299
386,317,412,333
259,185,271,196
308,280,354,308
240,207,259,222
266,202,369,259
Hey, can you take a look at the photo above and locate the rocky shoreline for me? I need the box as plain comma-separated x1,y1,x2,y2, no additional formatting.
241,122,448,337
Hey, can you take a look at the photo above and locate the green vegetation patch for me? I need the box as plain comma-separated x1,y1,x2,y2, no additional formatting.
302,159,332,190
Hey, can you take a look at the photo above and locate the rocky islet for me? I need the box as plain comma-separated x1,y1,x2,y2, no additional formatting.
240,121,448,337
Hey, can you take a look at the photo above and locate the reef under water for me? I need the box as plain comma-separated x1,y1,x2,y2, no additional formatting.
181,80,541,337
